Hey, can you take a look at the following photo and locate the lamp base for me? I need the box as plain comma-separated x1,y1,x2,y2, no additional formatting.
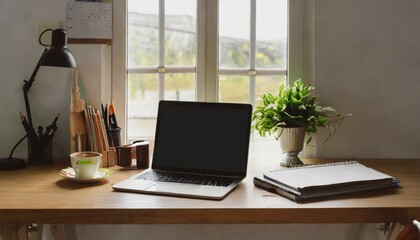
0,157,26,171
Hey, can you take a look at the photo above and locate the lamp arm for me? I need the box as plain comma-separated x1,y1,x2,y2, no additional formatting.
22,48,48,127
7,135,27,159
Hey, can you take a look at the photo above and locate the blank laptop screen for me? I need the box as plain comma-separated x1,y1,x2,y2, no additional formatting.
152,101,252,177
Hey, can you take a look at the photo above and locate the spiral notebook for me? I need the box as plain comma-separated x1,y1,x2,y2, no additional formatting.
254,161,400,202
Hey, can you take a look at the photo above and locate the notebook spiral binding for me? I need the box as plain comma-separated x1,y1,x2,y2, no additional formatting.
272,161,358,171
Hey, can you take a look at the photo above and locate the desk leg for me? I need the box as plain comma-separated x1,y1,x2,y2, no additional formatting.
37,224,43,240
50,224,65,240
2,223,28,240
386,222,401,240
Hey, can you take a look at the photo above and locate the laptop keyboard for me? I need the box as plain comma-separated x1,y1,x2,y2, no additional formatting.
136,171,235,187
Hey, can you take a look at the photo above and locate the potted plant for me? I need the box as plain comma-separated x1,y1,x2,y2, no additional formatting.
252,79,350,166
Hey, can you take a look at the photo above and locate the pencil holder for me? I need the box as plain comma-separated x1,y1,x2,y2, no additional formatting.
27,137,53,165
107,127,121,147
134,140,149,169
115,140,149,169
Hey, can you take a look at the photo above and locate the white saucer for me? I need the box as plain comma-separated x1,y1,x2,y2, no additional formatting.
59,167,113,183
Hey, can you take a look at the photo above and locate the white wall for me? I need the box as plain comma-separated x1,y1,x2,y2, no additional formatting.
314,0,420,159
0,0,67,160
0,0,107,160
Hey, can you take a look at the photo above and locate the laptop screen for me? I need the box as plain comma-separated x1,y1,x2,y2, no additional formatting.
152,101,252,177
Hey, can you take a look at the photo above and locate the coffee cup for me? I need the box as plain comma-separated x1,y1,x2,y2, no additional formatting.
70,152,102,179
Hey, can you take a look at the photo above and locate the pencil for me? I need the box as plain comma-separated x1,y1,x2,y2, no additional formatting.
19,112,37,142
109,101,119,129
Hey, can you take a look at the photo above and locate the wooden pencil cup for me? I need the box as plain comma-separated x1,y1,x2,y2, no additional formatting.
116,141,149,169
134,140,149,169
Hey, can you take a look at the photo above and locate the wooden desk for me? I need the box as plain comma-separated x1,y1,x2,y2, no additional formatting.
0,144,419,226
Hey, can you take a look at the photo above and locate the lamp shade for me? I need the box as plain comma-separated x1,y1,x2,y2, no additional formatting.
40,29,76,68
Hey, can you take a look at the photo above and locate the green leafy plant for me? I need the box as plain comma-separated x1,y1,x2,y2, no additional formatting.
252,79,351,143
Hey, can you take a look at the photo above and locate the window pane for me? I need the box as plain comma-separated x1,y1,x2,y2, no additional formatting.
165,0,196,66
219,0,250,68
128,118,157,139
127,0,159,67
255,75,286,106
256,0,287,69
127,74,159,138
219,75,249,103
164,73,196,101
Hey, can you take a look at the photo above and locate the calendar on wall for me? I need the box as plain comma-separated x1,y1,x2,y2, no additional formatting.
66,0,112,40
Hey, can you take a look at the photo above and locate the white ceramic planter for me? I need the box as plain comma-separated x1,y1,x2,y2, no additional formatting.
278,127,305,167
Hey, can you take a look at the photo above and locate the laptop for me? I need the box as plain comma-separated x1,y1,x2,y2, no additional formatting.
112,100,252,200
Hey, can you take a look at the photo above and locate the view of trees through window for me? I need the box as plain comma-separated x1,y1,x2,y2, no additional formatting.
127,0,287,139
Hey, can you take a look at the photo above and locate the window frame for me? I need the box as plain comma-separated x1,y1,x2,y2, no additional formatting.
112,0,307,144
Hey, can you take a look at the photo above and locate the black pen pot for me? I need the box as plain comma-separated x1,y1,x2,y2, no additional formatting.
107,127,121,147
27,137,53,165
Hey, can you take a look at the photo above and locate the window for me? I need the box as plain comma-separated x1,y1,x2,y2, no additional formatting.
126,0,197,138
218,0,287,105
112,0,306,143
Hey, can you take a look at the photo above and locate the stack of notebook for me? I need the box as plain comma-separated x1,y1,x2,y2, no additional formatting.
254,161,400,202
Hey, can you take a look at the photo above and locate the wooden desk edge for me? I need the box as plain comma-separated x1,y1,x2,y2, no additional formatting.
1,208,417,224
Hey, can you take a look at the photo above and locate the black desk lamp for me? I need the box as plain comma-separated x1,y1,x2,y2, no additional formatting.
0,29,77,170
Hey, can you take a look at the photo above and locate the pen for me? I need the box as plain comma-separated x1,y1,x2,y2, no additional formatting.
102,103,109,130
51,113,60,126
37,126,43,137
46,113,60,133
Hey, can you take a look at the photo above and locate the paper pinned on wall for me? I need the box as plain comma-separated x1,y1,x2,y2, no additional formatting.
66,0,112,39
